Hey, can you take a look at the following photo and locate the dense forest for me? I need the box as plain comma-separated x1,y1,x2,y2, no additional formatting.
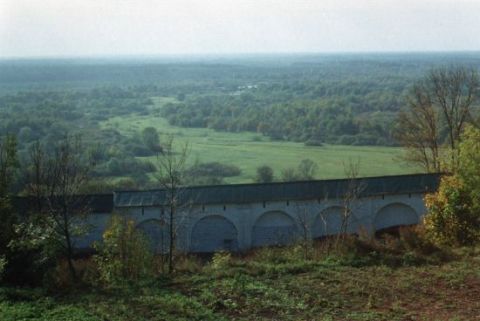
1,53,480,188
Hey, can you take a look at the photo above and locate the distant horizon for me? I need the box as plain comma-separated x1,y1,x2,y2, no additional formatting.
2,50,480,62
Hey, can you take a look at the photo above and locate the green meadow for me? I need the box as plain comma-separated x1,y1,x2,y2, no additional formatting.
100,97,420,184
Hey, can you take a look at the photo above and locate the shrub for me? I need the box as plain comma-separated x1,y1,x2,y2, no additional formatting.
210,251,232,270
255,165,274,183
398,225,439,256
424,175,480,246
7,214,62,286
50,258,96,290
250,244,306,265
336,135,356,145
0,197,16,258
174,255,202,274
314,228,449,267
186,162,241,178
304,139,323,146
93,215,154,287
281,167,300,182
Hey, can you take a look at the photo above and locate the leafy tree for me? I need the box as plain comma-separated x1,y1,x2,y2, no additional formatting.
255,165,274,183
21,135,95,281
142,127,162,153
0,135,18,195
9,213,62,285
457,125,480,214
0,198,15,259
0,135,18,272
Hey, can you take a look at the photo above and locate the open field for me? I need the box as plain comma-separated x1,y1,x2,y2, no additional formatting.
1,246,480,321
100,97,420,184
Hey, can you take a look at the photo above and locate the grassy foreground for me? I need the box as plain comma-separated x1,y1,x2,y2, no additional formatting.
1,245,479,321
100,97,420,184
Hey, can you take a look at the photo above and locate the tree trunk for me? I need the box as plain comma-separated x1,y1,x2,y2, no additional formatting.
62,204,77,282
168,206,174,273
64,226,77,281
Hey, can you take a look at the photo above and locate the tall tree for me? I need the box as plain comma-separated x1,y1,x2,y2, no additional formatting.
395,82,441,172
22,135,95,281
396,66,479,172
430,67,479,153
0,135,18,259
154,135,190,273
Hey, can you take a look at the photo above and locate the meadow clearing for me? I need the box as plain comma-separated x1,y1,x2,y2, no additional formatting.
100,97,419,184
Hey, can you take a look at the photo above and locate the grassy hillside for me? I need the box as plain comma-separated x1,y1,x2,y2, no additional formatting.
100,97,419,184
1,245,479,321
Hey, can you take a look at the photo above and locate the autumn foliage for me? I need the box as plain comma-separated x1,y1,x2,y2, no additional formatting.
424,125,480,246
424,176,478,245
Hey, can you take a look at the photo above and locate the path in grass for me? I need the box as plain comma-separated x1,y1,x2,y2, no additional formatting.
100,97,420,184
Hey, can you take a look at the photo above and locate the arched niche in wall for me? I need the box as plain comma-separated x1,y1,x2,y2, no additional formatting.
312,206,358,238
252,211,297,247
136,219,170,254
190,215,239,253
374,203,419,232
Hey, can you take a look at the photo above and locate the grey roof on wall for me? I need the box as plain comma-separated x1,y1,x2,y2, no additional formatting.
114,173,441,208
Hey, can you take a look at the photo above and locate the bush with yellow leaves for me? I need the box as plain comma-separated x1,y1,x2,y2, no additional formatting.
424,175,478,246
93,214,153,287
424,125,480,246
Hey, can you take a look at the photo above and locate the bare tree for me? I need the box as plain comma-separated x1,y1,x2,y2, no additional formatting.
281,159,318,182
339,159,365,240
25,141,48,212
429,66,479,168
396,66,479,172
297,159,318,180
154,135,190,273
281,167,299,182
395,82,441,172
293,203,313,260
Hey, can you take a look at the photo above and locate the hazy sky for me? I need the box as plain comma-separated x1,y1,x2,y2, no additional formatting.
1,0,480,58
